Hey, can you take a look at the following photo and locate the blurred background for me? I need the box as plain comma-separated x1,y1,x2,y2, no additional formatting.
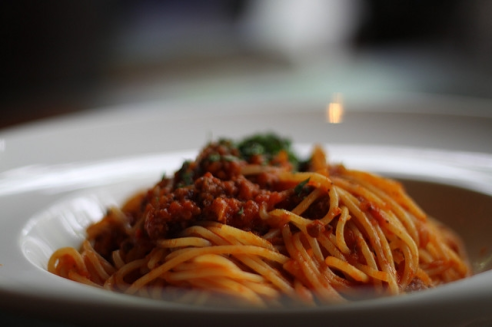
1,0,492,129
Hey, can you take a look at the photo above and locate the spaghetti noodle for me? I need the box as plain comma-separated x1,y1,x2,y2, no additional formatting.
48,134,470,307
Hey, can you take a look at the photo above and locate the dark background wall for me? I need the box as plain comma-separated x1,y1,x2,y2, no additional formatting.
1,0,491,128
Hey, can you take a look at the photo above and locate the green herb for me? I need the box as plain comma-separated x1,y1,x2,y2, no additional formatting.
207,153,238,163
181,172,193,186
207,153,221,162
217,138,235,148
237,133,300,169
294,178,310,196
240,142,264,157
222,154,238,162
238,207,244,215
177,161,194,187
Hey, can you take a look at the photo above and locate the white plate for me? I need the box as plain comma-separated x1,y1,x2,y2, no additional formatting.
1,95,492,327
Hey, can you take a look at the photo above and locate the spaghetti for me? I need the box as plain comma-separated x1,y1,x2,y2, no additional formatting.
48,134,470,307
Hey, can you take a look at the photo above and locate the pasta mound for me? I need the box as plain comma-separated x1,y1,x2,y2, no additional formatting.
49,134,470,307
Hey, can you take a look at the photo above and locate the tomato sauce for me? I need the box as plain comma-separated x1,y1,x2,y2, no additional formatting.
142,141,318,240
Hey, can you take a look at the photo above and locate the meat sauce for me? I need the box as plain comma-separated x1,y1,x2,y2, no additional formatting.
143,140,316,240
91,136,332,259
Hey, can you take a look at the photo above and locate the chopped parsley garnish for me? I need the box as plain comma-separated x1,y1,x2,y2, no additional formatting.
217,138,235,148
181,172,193,186
237,133,299,169
238,207,244,215
294,178,310,196
177,160,194,187
207,153,221,162
207,153,239,163
222,154,238,162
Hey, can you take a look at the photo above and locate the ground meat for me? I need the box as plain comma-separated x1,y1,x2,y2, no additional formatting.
144,171,287,240
194,140,244,180
141,141,324,240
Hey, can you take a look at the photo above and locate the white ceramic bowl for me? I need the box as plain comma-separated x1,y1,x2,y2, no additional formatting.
1,94,492,327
